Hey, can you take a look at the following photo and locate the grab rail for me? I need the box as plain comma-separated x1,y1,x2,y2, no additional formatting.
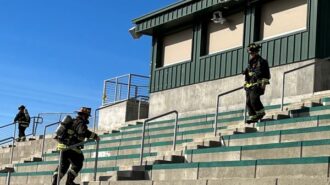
139,110,178,165
214,87,246,136
281,62,316,111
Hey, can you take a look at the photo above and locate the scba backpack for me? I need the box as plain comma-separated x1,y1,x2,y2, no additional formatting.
55,115,75,145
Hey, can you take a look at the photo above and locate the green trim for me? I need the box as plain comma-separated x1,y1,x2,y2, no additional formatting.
257,157,329,165
152,162,199,170
198,160,256,168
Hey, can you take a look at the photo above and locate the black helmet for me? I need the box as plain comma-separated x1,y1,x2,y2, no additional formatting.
18,105,25,110
247,43,261,53
76,107,92,117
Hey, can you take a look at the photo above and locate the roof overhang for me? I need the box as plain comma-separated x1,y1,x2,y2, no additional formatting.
132,0,247,36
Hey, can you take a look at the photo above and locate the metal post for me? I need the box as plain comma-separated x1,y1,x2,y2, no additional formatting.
281,73,286,111
10,124,17,164
115,78,119,102
135,86,138,98
173,112,179,151
93,109,98,132
214,96,220,136
56,150,63,185
102,80,107,105
6,171,11,185
93,140,100,181
138,100,141,120
139,120,147,166
127,74,132,99
243,103,248,124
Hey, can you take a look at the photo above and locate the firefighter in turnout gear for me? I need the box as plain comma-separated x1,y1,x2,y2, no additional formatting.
14,105,30,142
52,107,100,185
243,43,271,123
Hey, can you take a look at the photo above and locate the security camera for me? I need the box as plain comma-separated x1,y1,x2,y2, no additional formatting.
211,11,226,24
129,26,142,39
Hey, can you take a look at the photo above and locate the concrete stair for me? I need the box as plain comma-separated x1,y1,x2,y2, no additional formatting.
4,92,330,184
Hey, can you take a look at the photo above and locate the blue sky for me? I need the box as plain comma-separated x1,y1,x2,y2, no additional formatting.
0,0,177,136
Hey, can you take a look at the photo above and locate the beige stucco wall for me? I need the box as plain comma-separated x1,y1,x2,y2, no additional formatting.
207,11,244,54
163,28,193,66
260,0,307,40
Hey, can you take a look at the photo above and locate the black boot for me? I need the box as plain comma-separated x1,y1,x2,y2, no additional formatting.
51,174,59,185
66,171,79,185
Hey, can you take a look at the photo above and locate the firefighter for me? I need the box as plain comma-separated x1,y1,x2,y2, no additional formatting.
52,107,100,185
243,43,271,123
14,105,30,142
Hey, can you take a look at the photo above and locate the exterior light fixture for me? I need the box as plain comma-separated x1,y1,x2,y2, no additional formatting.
211,11,226,24
129,26,142,39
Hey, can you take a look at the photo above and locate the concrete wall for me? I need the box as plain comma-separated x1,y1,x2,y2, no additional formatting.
98,100,149,131
148,59,330,118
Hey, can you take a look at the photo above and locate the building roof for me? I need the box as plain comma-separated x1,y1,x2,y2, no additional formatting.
132,0,246,35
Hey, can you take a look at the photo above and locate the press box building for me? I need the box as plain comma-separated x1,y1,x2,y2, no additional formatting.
131,0,330,118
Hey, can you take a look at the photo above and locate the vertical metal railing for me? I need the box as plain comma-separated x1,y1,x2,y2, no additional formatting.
214,87,246,136
280,62,316,111
56,140,100,185
139,111,178,165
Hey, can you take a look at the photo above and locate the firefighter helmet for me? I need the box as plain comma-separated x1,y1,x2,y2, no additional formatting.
247,43,261,53
18,105,25,110
76,107,91,117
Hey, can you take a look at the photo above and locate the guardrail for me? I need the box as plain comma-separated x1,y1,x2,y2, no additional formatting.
102,74,150,106
139,110,178,165
214,87,246,136
56,139,100,185
280,62,316,111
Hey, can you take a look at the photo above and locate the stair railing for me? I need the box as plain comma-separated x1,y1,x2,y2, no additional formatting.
139,110,178,166
41,121,60,161
281,61,316,111
56,139,100,185
214,87,247,136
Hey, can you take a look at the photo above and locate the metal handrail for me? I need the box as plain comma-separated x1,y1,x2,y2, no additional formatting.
41,121,60,161
214,87,246,136
0,122,15,129
25,116,43,137
56,139,100,185
139,110,178,165
104,73,149,81
280,62,316,111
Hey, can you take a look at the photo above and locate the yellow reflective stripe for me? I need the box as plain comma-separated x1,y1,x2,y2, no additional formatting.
57,143,67,151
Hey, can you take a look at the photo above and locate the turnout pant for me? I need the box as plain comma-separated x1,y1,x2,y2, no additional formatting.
18,125,27,140
53,149,84,184
246,86,265,116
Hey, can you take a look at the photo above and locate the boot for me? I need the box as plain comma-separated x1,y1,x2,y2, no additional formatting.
66,171,79,185
51,174,59,185
21,137,26,142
